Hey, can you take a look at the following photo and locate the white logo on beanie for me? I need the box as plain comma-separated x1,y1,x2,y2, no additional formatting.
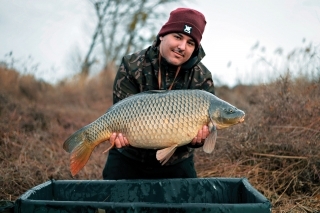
184,25,192,34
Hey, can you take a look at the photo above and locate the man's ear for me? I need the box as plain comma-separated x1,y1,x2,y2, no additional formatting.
159,36,163,41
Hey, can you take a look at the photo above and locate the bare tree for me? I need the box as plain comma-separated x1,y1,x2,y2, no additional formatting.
81,0,110,76
80,0,183,76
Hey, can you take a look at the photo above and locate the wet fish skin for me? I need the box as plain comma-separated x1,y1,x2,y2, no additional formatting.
63,90,245,176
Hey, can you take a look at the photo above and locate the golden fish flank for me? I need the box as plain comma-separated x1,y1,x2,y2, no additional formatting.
63,90,245,176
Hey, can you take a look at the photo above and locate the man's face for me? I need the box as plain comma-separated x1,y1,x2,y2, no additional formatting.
159,33,196,66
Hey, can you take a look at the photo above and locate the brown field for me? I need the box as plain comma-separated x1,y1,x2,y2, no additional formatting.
0,67,319,212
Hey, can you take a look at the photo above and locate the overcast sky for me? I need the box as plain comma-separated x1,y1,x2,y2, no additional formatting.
1,0,320,86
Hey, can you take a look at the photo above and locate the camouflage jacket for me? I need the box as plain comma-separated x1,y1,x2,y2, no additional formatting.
112,40,215,165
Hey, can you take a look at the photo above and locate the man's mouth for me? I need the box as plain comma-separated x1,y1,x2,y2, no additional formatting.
172,50,184,57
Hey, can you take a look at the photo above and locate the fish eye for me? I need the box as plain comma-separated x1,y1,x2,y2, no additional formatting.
224,108,236,114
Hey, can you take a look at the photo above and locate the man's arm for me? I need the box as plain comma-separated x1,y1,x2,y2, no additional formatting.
112,57,140,104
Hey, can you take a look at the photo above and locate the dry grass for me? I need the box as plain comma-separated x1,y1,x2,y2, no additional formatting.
0,67,319,212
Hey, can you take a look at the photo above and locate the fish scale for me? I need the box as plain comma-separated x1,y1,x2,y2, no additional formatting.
63,89,245,176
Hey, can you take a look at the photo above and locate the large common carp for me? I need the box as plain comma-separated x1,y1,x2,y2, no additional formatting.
63,90,245,176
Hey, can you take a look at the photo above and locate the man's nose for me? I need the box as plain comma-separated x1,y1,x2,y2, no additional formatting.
178,40,187,50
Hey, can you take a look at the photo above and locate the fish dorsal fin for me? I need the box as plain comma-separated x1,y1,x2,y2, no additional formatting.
203,124,217,153
143,90,168,94
156,145,178,165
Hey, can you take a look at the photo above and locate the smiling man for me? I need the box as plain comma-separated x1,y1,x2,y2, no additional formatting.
103,8,215,180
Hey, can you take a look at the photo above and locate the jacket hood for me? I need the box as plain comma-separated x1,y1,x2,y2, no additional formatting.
150,36,206,71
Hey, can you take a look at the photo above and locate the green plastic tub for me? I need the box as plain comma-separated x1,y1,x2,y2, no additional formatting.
14,178,271,213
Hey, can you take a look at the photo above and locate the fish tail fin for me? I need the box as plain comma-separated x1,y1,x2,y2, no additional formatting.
156,145,177,165
63,126,111,176
203,125,217,153
70,140,94,176
63,127,88,153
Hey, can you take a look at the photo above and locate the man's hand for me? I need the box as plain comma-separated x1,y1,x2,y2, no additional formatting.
110,133,129,148
190,125,209,146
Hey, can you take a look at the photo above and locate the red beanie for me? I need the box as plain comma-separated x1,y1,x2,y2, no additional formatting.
158,8,206,49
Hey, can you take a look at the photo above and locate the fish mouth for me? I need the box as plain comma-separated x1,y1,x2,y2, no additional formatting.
239,115,245,123
215,115,245,129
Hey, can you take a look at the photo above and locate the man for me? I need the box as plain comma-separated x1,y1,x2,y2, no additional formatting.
103,8,215,179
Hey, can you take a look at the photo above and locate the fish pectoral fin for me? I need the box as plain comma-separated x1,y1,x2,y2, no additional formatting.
203,127,217,153
156,145,178,165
